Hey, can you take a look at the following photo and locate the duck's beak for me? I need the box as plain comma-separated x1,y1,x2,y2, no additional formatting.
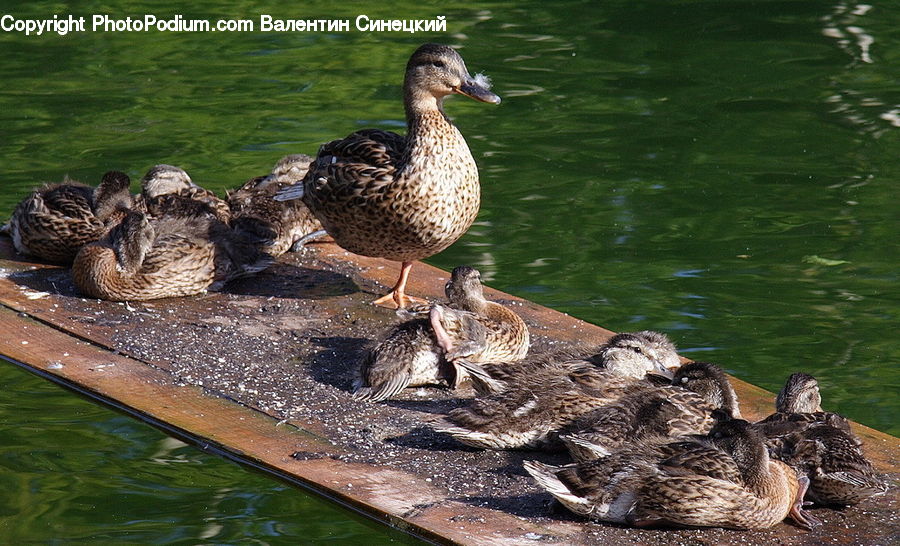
456,75,501,104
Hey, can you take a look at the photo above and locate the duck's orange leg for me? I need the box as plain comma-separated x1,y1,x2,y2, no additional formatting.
372,261,429,309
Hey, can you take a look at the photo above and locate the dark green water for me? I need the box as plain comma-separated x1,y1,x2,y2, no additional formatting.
1,0,897,542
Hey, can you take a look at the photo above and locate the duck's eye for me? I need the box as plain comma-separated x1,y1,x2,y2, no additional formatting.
629,346,644,355
681,376,689,384
432,60,445,68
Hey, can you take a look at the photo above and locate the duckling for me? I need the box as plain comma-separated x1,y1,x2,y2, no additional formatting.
754,372,850,437
757,373,886,506
524,417,817,530
353,266,529,402
227,154,325,256
434,332,676,450
3,171,132,263
560,362,742,461
72,209,272,301
133,164,231,223
275,43,501,309
460,330,679,395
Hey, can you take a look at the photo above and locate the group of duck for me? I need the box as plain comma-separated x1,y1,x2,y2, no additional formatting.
354,278,886,529
1,43,888,531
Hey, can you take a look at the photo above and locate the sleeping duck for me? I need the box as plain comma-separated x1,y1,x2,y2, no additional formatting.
434,332,679,450
227,154,325,256
560,361,742,461
133,164,230,224
524,416,817,530
3,171,132,263
72,207,272,301
756,372,887,506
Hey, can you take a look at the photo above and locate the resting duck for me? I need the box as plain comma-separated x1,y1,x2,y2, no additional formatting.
275,43,500,308
560,361,742,461
460,330,680,395
434,332,678,450
756,373,887,506
133,164,230,223
353,266,529,402
524,417,817,530
227,154,324,256
2,171,132,263
72,209,272,301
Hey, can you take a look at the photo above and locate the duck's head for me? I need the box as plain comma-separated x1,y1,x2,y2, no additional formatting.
141,164,195,199
269,154,314,186
672,361,742,418
776,372,822,414
110,211,154,273
595,332,667,378
634,330,683,374
404,43,500,111
93,170,133,219
445,265,485,309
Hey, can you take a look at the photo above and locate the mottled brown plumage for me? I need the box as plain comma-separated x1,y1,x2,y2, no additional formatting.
3,171,132,263
353,266,529,402
275,43,501,308
525,417,817,530
228,154,323,256
460,330,679,395
72,210,272,301
756,373,886,506
560,362,742,461
132,164,230,223
434,332,678,450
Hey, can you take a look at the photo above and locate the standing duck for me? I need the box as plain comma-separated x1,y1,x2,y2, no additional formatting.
560,361,743,461
353,266,529,402
756,373,887,506
2,171,132,263
434,332,678,450
524,417,817,530
227,154,324,256
275,43,500,308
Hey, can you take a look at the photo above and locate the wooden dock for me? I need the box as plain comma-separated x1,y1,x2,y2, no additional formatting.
0,236,896,545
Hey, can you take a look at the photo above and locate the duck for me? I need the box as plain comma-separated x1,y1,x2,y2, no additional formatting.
524,416,818,530
756,373,887,506
227,154,325,256
274,43,500,309
2,171,132,263
352,266,529,402
559,361,743,461
459,330,680,395
132,164,231,224
71,208,272,301
433,332,678,450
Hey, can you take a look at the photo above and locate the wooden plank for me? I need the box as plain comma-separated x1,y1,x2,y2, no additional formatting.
0,237,897,545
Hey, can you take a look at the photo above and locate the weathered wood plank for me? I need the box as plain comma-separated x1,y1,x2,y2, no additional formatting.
0,236,897,545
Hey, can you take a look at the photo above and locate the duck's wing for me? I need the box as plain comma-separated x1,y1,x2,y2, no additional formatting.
305,129,406,200
353,319,445,402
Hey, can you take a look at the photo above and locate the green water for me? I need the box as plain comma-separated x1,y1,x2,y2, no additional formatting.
1,0,897,541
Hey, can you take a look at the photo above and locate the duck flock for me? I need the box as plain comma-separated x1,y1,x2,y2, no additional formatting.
1,43,888,532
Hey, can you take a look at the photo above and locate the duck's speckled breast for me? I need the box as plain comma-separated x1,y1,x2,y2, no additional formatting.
314,112,481,263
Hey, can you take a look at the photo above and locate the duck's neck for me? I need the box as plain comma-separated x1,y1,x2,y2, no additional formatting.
456,294,488,314
112,231,148,274
402,92,461,161
734,441,771,491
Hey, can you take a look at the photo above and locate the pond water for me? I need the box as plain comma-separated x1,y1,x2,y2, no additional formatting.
1,0,897,542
